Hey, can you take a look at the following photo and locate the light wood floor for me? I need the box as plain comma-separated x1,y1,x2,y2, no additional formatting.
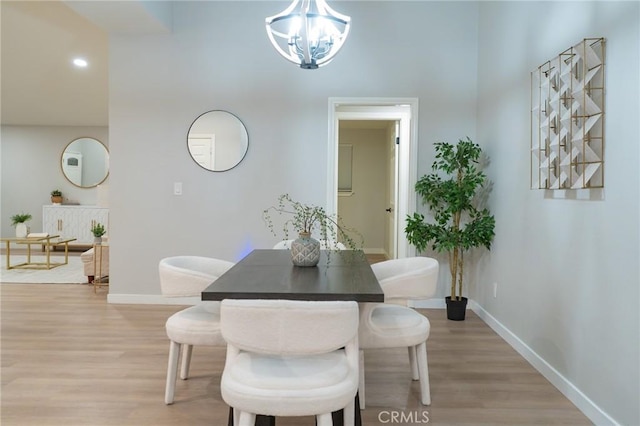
0,283,591,426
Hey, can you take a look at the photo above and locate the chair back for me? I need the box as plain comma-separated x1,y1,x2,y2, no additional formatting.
159,256,234,297
221,299,358,355
273,239,346,250
371,257,439,303
272,240,294,249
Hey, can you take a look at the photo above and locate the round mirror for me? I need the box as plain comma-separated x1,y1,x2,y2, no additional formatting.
60,137,109,188
187,110,249,172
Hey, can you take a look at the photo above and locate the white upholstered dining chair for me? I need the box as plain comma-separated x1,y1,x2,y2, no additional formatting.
358,256,439,408
158,255,234,404
220,299,360,426
272,239,293,249
371,256,439,306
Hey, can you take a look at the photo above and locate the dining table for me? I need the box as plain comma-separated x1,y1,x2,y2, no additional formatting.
201,248,384,426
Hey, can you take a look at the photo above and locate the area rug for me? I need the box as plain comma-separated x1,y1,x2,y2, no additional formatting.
0,255,86,284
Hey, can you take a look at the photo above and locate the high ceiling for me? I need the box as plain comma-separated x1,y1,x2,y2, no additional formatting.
1,1,391,129
1,0,171,127
1,1,108,126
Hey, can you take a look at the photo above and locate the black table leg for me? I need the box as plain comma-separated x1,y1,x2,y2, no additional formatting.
330,408,343,425
330,392,361,426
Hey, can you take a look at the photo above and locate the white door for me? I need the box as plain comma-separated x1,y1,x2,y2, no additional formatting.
188,134,215,169
62,152,83,186
328,98,418,259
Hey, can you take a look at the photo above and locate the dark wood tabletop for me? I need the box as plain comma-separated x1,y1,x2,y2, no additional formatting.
201,249,384,303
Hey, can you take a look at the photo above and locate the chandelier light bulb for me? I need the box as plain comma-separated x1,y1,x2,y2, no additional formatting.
289,16,302,37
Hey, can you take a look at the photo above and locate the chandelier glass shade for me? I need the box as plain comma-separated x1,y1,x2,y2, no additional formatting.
265,0,351,69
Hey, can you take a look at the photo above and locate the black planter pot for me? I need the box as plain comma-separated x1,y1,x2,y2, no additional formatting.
445,296,468,321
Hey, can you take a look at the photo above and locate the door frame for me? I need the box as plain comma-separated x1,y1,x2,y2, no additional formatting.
327,97,419,258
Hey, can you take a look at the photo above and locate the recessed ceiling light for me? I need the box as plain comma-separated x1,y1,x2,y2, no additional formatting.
73,58,88,68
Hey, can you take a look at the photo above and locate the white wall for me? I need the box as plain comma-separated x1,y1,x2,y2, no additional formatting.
107,1,480,299
1,126,109,237
475,2,639,425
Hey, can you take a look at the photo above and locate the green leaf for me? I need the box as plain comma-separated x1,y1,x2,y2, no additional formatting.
405,137,495,297
262,194,364,250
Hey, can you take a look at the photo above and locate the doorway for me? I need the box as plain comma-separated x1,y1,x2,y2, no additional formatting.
327,98,419,259
337,120,396,258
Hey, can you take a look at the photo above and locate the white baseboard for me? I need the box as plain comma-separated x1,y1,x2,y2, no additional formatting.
411,298,446,309
470,300,619,426
363,248,387,255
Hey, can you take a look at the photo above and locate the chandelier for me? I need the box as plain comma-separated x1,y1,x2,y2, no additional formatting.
265,0,351,69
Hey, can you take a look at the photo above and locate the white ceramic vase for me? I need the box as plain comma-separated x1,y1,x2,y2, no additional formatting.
290,232,321,267
15,223,28,238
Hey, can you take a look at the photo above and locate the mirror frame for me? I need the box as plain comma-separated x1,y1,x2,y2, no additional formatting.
186,110,249,172
60,137,110,188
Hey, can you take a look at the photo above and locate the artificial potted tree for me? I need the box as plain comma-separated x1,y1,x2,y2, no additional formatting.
51,190,63,204
405,138,495,320
263,193,362,266
91,223,106,244
11,213,32,238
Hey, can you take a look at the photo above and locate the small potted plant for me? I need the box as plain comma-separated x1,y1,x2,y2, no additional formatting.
263,193,362,266
405,138,495,320
51,190,63,204
91,222,106,244
11,212,32,238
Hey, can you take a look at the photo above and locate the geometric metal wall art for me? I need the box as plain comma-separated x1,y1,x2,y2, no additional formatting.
531,37,606,189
